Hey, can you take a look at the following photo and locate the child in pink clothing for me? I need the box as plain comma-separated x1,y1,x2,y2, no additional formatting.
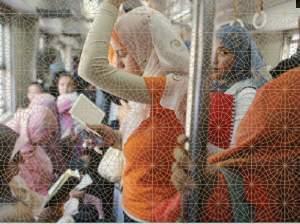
56,74,80,139
7,93,61,196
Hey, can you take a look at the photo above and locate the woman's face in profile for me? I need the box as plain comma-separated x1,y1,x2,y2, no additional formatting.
212,40,235,80
111,39,142,76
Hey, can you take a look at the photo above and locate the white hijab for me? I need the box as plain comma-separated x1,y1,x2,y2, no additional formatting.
112,6,190,144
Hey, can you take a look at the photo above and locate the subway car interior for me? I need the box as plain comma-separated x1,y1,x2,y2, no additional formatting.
0,0,299,222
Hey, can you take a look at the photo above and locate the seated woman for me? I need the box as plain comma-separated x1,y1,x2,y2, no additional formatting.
56,73,79,139
158,66,300,222
0,125,68,222
56,73,103,163
27,82,44,102
56,73,86,166
7,93,63,196
6,82,44,133
56,74,108,221
79,0,189,221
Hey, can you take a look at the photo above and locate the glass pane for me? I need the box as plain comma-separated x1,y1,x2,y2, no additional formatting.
0,23,4,116
83,0,100,19
0,23,10,117
4,24,11,112
291,33,300,41
289,42,298,57
4,24,10,67
0,24,3,67
0,69,5,116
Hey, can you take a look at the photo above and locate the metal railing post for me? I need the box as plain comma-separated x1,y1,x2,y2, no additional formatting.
183,0,215,222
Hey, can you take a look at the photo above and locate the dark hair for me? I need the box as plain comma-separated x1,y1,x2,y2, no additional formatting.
122,0,143,12
58,72,73,79
73,56,80,63
73,204,99,222
57,73,75,86
269,47,300,78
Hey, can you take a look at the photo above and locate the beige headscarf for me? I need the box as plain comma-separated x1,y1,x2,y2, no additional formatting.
111,6,190,144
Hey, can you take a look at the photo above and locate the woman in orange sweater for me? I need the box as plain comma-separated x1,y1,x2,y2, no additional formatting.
79,0,189,221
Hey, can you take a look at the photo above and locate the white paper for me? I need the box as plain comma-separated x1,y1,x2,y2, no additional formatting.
70,94,105,128
75,174,93,191
48,169,80,197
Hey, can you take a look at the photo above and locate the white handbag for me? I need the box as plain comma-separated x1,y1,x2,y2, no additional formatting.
97,147,124,183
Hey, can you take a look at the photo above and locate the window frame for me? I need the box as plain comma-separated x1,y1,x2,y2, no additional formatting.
281,29,299,60
0,16,14,123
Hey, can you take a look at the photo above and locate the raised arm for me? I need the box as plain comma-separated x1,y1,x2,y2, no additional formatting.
78,0,150,104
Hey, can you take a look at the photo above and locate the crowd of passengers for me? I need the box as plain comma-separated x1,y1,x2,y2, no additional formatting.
0,0,299,222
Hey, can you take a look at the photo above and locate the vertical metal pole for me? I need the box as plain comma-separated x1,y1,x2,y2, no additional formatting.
184,0,215,222
298,17,300,46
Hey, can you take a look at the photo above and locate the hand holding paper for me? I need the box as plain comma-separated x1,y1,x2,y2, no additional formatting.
70,94,105,136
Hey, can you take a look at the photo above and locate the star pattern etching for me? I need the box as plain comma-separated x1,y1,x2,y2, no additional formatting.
0,0,299,223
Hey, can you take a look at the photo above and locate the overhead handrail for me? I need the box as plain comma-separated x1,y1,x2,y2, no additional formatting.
252,0,267,29
230,0,244,27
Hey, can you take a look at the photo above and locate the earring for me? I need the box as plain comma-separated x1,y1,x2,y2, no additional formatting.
170,39,182,49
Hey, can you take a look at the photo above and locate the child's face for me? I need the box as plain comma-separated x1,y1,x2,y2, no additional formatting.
27,84,42,103
58,76,75,95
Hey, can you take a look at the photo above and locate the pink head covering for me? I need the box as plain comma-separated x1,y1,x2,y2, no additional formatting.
56,92,78,138
12,93,61,195
29,93,58,115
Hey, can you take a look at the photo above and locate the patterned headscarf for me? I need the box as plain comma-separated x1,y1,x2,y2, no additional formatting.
215,23,266,88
